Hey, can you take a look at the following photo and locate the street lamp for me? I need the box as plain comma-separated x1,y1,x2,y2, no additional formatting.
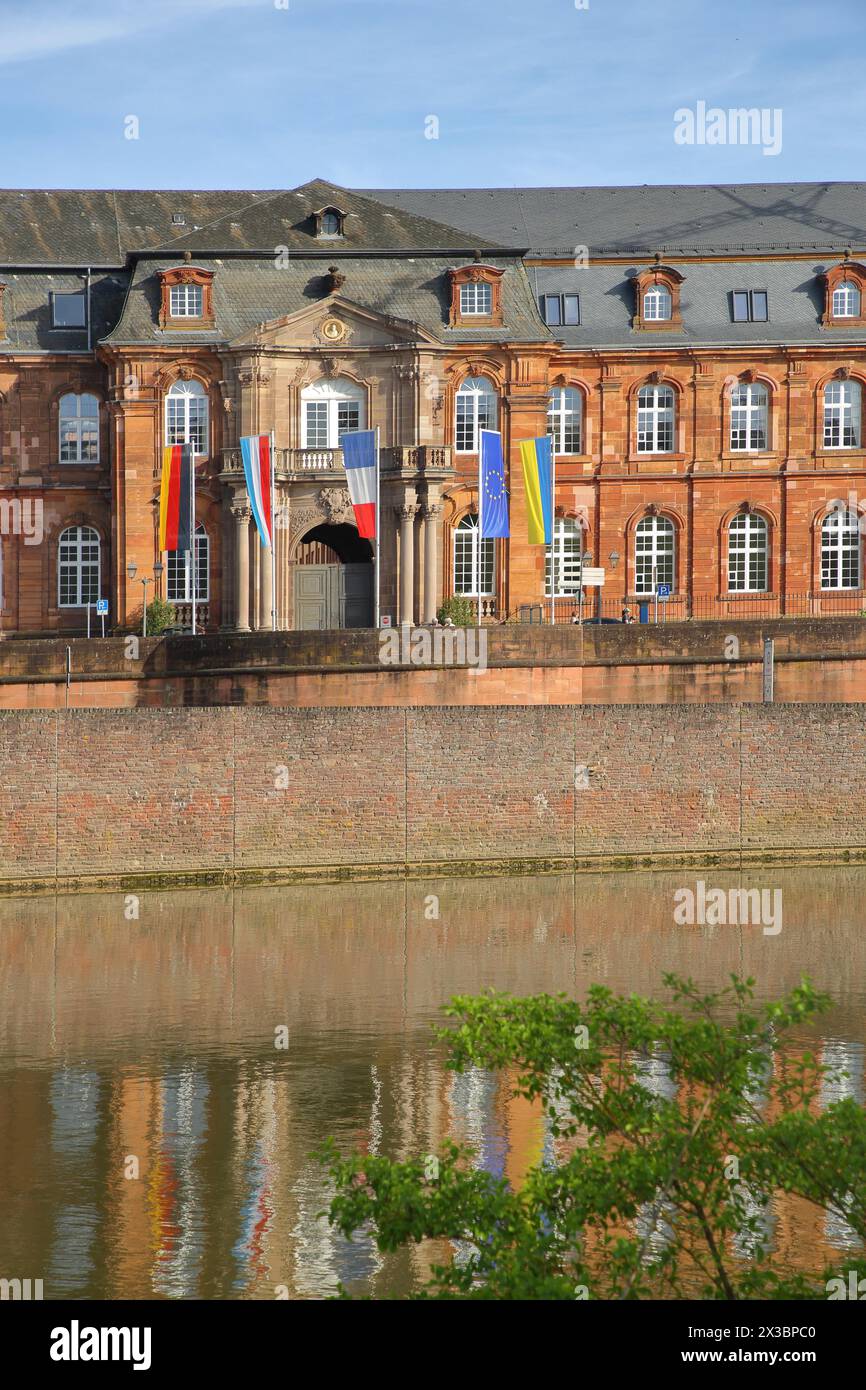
127,562,163,638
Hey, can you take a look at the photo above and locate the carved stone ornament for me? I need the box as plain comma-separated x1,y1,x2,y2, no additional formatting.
320,316,347,343
289,505,324,543
321,355,345,379
319,487,355,525
836,365,852,380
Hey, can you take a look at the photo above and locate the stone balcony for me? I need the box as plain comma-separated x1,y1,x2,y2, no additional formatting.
220,444,452,481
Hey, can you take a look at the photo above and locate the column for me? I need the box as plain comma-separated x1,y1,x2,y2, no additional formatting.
422,501,441,623
232,504,251,632
259,541,273,630
398,503,416,626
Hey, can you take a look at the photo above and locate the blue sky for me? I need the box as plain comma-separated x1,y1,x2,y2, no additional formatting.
0,0,863,189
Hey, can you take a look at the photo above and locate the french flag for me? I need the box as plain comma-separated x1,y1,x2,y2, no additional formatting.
341,430,377,539
240,434,273,548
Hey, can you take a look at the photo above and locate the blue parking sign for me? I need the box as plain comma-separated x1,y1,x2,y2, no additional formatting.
657,583,671,599
96,598,109,616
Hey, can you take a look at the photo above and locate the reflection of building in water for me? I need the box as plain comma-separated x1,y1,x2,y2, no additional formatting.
151,1068,209,1298
820,1039,865,1252
632,1049,677,1257
48,1068,101,1296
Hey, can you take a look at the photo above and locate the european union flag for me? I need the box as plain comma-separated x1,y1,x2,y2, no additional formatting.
479,430,509,538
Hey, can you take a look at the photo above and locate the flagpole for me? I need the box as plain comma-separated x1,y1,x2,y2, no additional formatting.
190,446,197,637
375,426,381,629
270,429,277,631
550,437,557,626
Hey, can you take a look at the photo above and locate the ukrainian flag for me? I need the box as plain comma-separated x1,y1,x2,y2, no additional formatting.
519,436,553,544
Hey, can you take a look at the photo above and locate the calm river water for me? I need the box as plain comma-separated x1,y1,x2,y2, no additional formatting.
1,868,864,1299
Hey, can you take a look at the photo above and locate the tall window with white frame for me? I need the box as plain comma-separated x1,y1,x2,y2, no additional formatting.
728,513,768,592
821,507,862,590
58,525,100,607
455,376,497,453
823,380,861,448
643,286,672,321
59,392,99,463
730,383,768,451
832,281,861,318
545,517,586,595
166,524,209,605
547,387,582,454
301,378,364,449
636,385,675,453
453,514,494,596
165,379,209,454
634,515,674,595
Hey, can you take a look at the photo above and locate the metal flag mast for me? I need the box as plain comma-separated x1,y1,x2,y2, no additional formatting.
190,445,197,636
270,429,277,630
476,432,483,630
375,426,381,628
549,438,557,626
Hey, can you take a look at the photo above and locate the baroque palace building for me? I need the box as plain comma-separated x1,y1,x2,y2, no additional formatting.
2,177,866,634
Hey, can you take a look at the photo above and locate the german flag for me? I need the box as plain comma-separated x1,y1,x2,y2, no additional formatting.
158,444,194,552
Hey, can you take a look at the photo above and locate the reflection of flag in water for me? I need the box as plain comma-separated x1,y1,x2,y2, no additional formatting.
479,430,509,538
158,445,194,552
341,430,377,539
240,434,273,548
518,436,553,544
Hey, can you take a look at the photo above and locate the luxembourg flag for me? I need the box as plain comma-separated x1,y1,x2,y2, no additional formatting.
341,430,377,539
240,434,273,548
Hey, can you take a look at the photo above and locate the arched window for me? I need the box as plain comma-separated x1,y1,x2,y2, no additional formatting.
59,392,99,463
636,385,675,453
453,513,494,595
643,286,672,321
166,523,209,603
58,525,100,607
730,382,768,452
165,379,209,455
728,513,768,592
455,376,497,454
634,515,674,595
546,517,588,596
547,387,582,454
832,281,861,318
301,377,365,449
821,507,861,590
823,380,861,449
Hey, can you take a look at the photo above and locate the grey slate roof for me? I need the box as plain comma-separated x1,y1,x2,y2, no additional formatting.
3,180,866,352
530,259,866,350
0,180,505,265
102,254,549,348
362,183,866,258
0,271,128,351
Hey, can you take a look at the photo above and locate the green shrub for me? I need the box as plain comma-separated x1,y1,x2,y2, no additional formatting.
146,596,177,635
436,595,476,627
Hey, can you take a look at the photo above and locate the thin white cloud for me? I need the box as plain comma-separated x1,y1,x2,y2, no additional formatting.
0,0,262,67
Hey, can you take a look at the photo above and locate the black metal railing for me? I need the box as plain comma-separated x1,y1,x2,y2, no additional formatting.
516,593,866,624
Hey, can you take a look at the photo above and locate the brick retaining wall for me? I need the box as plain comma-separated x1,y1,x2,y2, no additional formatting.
2,704,865,888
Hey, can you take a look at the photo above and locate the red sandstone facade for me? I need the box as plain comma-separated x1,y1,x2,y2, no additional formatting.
2,181,866,635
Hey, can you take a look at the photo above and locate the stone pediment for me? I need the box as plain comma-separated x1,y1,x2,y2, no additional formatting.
229,294,441,351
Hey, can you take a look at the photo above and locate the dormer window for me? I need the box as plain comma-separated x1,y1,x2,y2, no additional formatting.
460,282,492,316
822,260,866,327
51,291,86,328
158,266,215,329
833,281,861,318
314,206,346,239
643,286,671,322
632,264,685,331
448,263,505,327
170,283,202,318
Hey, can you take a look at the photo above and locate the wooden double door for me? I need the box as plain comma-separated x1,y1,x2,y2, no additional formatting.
293,563,373,630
